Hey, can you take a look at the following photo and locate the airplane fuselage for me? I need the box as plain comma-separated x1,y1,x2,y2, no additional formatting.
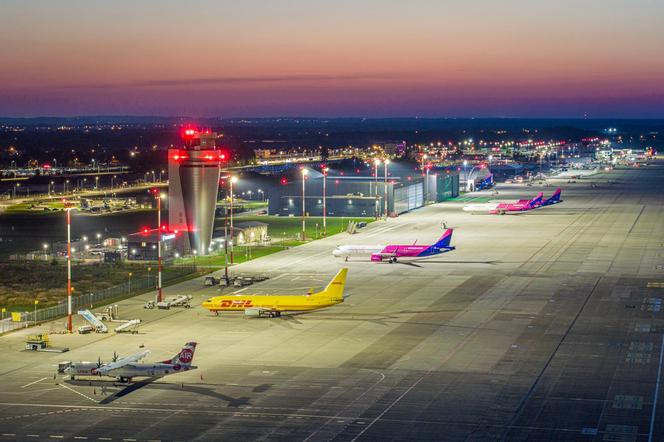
202,294,340,313
66,362,197,380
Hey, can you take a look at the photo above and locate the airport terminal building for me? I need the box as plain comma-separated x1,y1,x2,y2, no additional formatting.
268,168,459,217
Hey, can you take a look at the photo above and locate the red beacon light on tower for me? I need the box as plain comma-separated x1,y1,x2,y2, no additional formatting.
182,128,197,139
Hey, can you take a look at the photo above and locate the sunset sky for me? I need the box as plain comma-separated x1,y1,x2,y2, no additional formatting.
1,0,663,117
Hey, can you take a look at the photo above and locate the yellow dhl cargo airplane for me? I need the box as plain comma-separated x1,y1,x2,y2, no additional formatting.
202,268,348,318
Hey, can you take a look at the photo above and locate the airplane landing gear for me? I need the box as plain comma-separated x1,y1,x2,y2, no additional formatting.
388,257,397,264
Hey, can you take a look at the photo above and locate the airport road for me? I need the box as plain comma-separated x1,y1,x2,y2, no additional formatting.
0,163,663,441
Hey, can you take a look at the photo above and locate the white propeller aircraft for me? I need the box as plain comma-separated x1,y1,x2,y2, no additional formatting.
64,342,197,383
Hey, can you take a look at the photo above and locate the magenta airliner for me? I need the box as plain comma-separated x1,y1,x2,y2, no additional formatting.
332,229,455,263
463,188,562,214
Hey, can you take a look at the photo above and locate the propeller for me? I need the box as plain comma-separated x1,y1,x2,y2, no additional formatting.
112,351,118,362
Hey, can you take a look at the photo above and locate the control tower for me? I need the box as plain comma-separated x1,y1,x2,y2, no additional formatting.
168,129,226,255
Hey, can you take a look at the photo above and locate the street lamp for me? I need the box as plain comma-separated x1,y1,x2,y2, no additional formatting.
229,176,237,263
63,202,75,332
128,272,133,294
322,167,329,236
96,232,102,245
301,168,308,240
373,159,380,196
384,159,390,218
95,176,99,190
153,190,166,302
42,243,49,260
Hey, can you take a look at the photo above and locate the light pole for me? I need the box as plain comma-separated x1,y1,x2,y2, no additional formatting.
301,168,308,240
463,160,468,191
34,300,38,326
373,159,381,219
425,163,430,204
322,167,328,236
422,154,428,203
65,204,74,332
229,176,237,263
42,243,49,260
128,272,132,295
373,159,380,196
95,176,99,190
155,191,165,302
384,159,390,218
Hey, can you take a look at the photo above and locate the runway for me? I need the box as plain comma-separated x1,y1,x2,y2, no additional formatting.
1,163,663,441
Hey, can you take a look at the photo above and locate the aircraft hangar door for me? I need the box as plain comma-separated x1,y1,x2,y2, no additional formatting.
393,186,409,214
408,182,423,210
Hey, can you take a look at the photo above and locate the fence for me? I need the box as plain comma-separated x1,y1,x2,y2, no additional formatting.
6,264,198,330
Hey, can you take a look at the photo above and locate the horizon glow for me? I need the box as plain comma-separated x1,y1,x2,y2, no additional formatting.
1,0,663,118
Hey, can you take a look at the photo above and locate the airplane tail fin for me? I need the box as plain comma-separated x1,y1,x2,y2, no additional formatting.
315,268,348,302
162,342,197,366
433,229,454,248
529,192,544,207
549,188,562,202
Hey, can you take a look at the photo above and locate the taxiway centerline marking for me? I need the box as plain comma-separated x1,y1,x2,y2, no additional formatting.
57,383,98,403
20,377,49,388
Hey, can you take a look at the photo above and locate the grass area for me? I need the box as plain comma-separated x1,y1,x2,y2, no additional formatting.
174,244,301,267
217,215,375,241
447,195,496,203
0,261,186,312
4,200,68,214
178,215,374,269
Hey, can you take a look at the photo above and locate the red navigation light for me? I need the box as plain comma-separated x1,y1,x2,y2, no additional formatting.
219,152,227,160
142,227,149,234
161,225,167,231
182,128,196,139
280,177,288,185
43,164,51,169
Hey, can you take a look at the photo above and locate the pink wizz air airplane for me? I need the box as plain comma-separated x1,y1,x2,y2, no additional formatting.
332,229,455,263
463,188,562,215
